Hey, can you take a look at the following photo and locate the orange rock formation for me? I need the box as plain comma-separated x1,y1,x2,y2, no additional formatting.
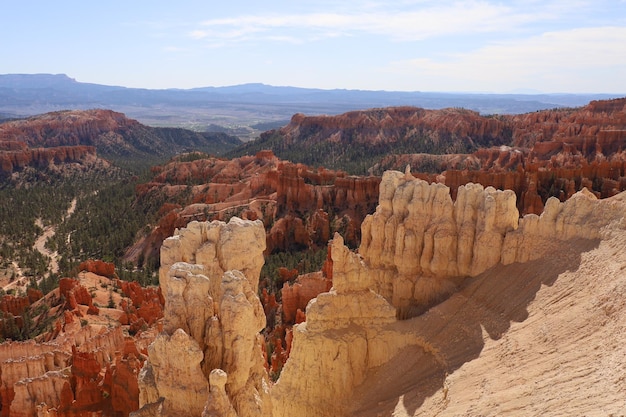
0,267,161,417
131,151,380,263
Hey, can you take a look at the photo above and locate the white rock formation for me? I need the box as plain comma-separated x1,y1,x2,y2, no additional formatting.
272,169,626,417
358,168,622,313
272,234,412,417
134,218,271,417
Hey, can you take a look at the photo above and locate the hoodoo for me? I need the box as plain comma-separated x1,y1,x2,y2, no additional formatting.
137,167,626,417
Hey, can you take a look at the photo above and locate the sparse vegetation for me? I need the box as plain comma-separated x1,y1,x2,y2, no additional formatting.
261,248,328,296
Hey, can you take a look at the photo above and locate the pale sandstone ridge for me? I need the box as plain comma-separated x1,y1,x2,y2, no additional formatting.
133,218,271,417
351,192,626,416
272,233,410,417
359,167,621,314
272,169,626,417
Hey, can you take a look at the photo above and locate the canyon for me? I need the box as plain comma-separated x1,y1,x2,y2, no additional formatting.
0,97,625,416
128,169,626,416
229,98,626,218
133,96,626,267
130,150,380,263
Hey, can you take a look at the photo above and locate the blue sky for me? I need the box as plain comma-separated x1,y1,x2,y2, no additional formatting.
2,0,625,93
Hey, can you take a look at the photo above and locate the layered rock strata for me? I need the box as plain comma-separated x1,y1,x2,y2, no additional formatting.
271,168,626,417
359,168,626,314
131,151,379,263
133,218,272,417
0,143,97,175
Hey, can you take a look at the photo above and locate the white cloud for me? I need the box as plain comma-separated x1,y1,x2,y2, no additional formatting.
383,26,626,92
187,1,560,44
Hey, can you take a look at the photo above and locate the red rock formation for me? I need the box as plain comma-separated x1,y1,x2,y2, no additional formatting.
0,144,98,175
109,344,144,416
281,272,332,324
275,98,626,215
130,151,380,262
0,290,45,339
279,106,510,149
0,268,159,417
79,259,117,278
58,277,99,315
369,101,626,215
26,288,43,305
0,109,139,148
270,337,288,376
277,267,299,284
279,99,626,154
116,280,164,329
71,347,104,410
0,295,30,318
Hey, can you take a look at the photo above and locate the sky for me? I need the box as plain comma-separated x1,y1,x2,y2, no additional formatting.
2,0,625,93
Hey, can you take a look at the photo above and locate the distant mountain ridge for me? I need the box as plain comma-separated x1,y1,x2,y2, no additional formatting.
1,74,622,132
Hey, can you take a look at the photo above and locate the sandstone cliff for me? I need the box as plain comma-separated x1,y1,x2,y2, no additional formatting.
133,218,272,417
270,169,626,417
0,144,98,176
358,168,625,315
350,193,626,416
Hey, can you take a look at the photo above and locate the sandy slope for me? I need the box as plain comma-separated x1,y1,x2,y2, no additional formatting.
350,223,626,415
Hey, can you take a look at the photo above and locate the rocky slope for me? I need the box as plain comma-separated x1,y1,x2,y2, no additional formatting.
271,170,626,417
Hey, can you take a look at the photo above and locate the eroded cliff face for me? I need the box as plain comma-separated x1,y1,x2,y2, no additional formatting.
133,218,272,417
372,99,626,215
0,324,131,417
0,109,240,166
280,98,626,153
0,144,98,176
270,169,626,417
130,151,379,262
0,109,131,176
279,107,510,149
359,168,623,315
0,110,139,148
